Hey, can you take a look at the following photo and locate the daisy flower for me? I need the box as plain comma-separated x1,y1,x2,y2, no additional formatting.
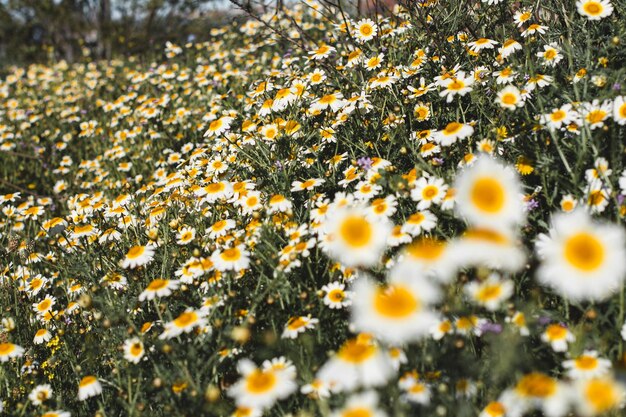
496,85,524,110
449,228,526,272
395,237,455,282
176,226,196,245
159,309,209,339
301,379,331,399
411,176,448,209
208,218,236,239
316,334,395,393
123,337,145,364
351,272,440,344
29,384,53,405
282,316,319,339
467,38,498,53
438,71,474,103
453,155,525,231
540,104,578,130
541,324,575,352
433,121,474,146
464,273,514,311
121,244,155,269
399,374,431,404
580,100,612,130
321,205,391,268
211,245,250,272
521,23,548,37
613,96,626,125
138,278,179,301
573,377,625,416
514,8,533,26
508,372,569,417
354,19,377,43
33,328,52,344
228,359,297,410
535,209,626,301
78,375,102,400
559,195,578,212
537,43,563,67
577,0,613,20
400,210,437,236
291,178,325,192
499,39,522,59
321,281,352,309
563,351,611,380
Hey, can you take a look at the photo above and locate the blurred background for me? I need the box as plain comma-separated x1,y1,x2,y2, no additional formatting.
0,0,395,68
0,0,234,67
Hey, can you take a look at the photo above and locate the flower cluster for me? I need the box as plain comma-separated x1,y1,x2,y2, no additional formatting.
0,0,626,415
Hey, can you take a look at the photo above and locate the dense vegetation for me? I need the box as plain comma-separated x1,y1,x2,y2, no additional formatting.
1,0,626,416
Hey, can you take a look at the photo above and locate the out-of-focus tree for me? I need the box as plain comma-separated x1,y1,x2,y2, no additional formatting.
0,0,226,66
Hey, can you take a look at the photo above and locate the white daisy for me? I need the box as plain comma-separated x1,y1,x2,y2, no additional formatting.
535,209,626,301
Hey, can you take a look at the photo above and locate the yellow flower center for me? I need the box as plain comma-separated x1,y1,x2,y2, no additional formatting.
373,285,420,319
146,279,168,291
343,408,373,417
471,177,505,213
339,216,373,248
270,195,285,204
221,248,242,262
245,370,277,394
338,339,377,363
575,355,598,370
206,183,225,193
476,285,502,302
545,324,567,340
551,110,566,122
448,80,465,91
130,343,143,356
0,343,15,355
484,401,506,416
328,289,345,302
585,379,619,413
79,375,97,387
501,93,517,105
173,311,198,328
212,220,227,231
543,49,557,60
516,373,557,398
563,232,605,272
209,119,223,131
422,185,439,199
126,246,145,259
38,299,52,311
287,316,308,330
360,24,373,36
586,110,607,124
443,122,463,135
583,1,603,15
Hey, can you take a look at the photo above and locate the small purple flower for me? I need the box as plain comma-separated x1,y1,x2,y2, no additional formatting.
479,322,503,334
613,83,622,91
274,160,283,171
357,156,373,170
432,157,444,165
526,199,539,211
538,316,552,325
617,194,625,205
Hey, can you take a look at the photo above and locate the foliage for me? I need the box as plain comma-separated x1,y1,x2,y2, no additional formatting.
1,0,626,416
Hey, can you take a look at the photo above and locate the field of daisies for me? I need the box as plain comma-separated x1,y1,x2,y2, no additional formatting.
1,0,626,416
